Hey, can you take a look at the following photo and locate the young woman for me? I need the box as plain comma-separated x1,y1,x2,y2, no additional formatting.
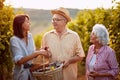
10,14,49,80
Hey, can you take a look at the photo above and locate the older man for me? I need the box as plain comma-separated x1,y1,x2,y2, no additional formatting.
41,7,85,80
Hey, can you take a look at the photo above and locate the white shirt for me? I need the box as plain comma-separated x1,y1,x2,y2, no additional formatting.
89,53,96,72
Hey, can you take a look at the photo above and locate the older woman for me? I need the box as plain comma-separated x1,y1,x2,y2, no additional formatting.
10,14,49,80
86,24,119,80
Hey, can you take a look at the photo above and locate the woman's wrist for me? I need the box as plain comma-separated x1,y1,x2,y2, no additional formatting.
35,51,41,56
97,72,102,77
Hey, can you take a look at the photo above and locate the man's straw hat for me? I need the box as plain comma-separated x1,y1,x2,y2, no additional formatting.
51,7,71,22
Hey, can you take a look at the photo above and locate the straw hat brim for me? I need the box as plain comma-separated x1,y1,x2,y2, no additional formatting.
51,10,71,22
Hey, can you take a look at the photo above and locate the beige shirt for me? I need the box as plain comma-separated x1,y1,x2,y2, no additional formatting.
42,28,85,80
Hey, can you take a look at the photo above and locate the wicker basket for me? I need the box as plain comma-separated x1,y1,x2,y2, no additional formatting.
32,55,49,65
32,64,63,80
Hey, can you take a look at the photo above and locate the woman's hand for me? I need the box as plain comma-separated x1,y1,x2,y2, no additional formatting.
89,71,100,77
89,71,113,77
39,49,49,57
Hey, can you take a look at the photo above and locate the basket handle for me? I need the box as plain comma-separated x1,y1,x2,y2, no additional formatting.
42,56,46,73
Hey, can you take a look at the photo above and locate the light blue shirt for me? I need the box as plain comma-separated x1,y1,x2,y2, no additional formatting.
10,33,35,80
